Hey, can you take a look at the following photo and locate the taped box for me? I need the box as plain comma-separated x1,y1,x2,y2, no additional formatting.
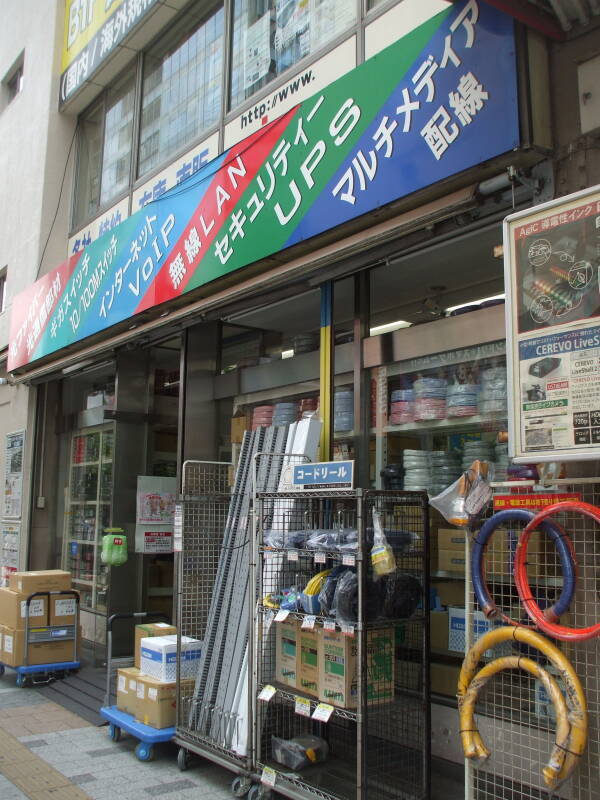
117,667,141,717
9,570,71,594
134,622,176,669
275,618,298,689
140,634,201,682
0,588,48,629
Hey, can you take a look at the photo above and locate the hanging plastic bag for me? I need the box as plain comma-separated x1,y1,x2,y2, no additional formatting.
331,569,358,625
370,510,396,579
101,528,128,566
271,735,329,770
429,460,493,527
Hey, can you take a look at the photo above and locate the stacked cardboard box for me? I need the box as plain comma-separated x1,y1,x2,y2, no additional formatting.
0,570,78,667
274,619,395,710
116,622,201,730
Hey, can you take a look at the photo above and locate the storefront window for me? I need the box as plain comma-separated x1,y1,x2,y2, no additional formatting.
138,3,224,178
73,75,135,226
229,0,356,110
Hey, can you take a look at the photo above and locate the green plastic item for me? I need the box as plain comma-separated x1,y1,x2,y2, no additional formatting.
101,528,128,566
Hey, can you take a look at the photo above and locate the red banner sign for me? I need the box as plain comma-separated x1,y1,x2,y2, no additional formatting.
493,493,581,510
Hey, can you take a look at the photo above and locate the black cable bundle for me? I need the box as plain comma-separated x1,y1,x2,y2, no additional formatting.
380,573,422,620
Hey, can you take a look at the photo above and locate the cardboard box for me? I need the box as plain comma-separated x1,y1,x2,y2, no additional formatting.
432,581,465,607
297,627,319,697
135,622,176,669
430,663,461,697
135,675,194,729
437,529,466,551
9,570,71,594
430,611,449,652
318,627,394,709
437,549,467,574
0,588,48,629
49,595,78,626
117,667,141,717
140,634,201,682
447,607,511,658
275,618,298,689
0,624,77,667
230,416,248,444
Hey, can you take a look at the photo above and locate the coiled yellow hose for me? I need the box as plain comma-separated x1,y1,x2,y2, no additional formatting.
458,627,587,789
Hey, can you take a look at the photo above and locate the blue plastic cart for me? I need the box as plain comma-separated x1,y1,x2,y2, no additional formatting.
0,590,81,687
100,611,173,762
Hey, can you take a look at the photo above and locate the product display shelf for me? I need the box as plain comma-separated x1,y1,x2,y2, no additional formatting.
383,413,507,436
431,569,562,588
253,489,429,800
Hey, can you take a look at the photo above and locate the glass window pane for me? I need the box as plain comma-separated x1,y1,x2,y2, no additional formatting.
230,0,356,111
73,103,103,225
100,76,135,206
138,4,224,178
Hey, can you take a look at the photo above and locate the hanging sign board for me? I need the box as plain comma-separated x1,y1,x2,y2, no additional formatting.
10,0,519,372
504,184,600,462
291,460,353,489
4,431,25,519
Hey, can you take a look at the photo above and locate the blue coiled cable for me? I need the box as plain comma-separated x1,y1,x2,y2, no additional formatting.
472,509,576,621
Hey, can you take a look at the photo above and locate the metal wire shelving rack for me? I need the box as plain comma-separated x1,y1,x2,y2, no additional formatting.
464,477,600,800
251,488,430,800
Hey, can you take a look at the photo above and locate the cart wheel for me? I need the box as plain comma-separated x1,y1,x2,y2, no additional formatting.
231,776,252,797
177,747,189,771
108,724,121,742
135,742,154,762
248,786,271,800
16,674,27,688
0,664,5,677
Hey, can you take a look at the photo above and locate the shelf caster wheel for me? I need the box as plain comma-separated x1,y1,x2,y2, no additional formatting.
0,664,5,677
135,742,154,762
16,674,27,688
108,724,121,742
248,786,271,800
231,776,252,797
177,747,189,771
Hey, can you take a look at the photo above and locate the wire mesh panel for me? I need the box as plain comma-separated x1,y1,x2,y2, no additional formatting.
253,489,429,800
465,479,600,800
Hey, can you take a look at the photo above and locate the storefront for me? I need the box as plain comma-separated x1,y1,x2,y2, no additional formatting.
6,0,561,779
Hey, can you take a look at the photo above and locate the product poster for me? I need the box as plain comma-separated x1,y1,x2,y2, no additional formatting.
0,523,19,587
505,186,600,461
136,476,177,523
4,431,25,519
309,0,355,52
275,0,310,73
244,12,272,91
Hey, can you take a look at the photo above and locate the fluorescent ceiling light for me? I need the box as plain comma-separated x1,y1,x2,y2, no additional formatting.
445,293,505,313
369,320,411,336
281,349,295,359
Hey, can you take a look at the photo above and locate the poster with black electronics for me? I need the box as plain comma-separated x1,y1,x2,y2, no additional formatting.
504,184,600,462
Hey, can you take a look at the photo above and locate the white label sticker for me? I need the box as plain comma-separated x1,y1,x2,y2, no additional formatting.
20,599,45,618
4,634,13,653
261,766,277,787
314,552,326,564
342,553,356,567
118,675,126,692
312,702,334,723
287,549,298,562
341,623,355,637
148,687,158,701
129,680,137,691
294,696,311,717
137,683,145,699
274,609,289,622
17,580,23,591
155,623,170,628
258,684,277,702
323,619,336,631
54,598,76,617
301,615,316,630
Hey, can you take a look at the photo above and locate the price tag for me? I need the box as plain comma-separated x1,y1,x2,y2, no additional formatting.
258,685,277,702
314,552,326,564
274,609,290,622
261,766,277,787
323,619,336,631
341,623,355,637
312,702,334,723
294,696,311,717
287,549,299,562
301,615,316,630
342,553,356,567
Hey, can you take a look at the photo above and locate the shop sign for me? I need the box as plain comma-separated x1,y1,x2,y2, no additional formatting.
504,185,600,461
493,493,581,511
292,460,354,489
10,0,519,371
60,0,158,107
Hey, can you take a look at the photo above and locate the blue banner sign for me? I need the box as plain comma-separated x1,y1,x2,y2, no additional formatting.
292,461,354,489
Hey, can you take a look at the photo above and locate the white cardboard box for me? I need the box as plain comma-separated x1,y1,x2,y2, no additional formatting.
140,634,201,682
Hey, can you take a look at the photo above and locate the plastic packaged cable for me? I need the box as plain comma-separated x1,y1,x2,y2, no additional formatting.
331,569,358,625
271,736,329,770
